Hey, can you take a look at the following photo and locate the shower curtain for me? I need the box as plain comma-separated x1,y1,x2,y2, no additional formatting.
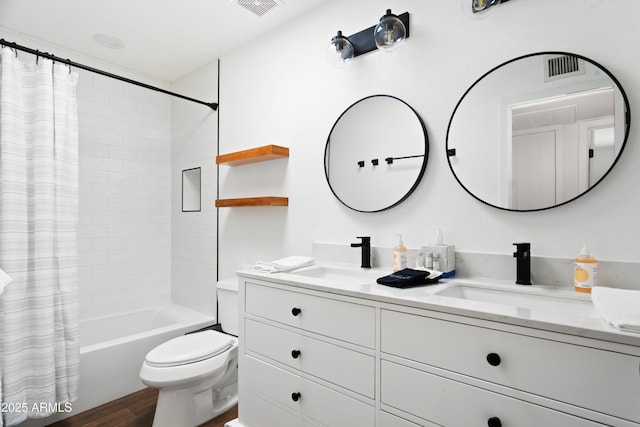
0,47,79,426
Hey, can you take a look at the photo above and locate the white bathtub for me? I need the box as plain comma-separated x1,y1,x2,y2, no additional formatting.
21,304,215,427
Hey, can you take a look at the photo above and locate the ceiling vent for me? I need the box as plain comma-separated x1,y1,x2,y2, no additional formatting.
544,55,585,82
232,0,280,17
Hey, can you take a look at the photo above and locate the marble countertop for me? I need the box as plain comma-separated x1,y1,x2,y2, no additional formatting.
237,262,640,350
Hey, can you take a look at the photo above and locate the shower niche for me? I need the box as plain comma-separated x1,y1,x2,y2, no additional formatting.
182,167,202,212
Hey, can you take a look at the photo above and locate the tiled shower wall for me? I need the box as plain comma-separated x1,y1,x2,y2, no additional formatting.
170,61,219,316
76,70,172,320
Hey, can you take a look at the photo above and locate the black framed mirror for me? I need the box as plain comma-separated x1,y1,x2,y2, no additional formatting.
446,52,630,212
325,95,428,212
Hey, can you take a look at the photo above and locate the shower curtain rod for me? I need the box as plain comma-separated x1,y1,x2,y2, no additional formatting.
0,38,218,111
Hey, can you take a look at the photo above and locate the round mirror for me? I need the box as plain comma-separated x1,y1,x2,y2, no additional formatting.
325,95,429,212
446,52,630,212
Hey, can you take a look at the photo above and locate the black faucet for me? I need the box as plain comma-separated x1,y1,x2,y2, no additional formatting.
513,242,531,285
351,236,371,269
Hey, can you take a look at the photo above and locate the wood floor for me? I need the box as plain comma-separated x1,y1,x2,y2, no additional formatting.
47,387,238,427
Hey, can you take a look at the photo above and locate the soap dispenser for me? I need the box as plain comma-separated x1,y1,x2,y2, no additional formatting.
393,234,407,272
574,243,597,293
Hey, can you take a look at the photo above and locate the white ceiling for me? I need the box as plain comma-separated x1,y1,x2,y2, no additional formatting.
0,0,327,82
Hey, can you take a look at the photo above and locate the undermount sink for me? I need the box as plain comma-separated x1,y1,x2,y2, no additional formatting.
434,280,595,317
289,264,383,282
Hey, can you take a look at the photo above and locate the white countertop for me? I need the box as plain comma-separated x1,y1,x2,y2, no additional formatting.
237,262,640,349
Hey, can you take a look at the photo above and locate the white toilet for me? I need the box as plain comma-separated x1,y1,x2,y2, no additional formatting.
140,280,239,427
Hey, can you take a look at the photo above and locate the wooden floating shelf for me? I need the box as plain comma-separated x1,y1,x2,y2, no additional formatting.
215,197,289,208
216,145,289,166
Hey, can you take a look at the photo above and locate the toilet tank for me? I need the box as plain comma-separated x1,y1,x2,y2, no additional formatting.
217,279,239,336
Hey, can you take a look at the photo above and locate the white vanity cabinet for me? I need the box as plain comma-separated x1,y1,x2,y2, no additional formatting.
239,280,376,426
380,309,640,426
237,275,640,427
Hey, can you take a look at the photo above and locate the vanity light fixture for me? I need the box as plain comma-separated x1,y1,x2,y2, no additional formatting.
328,9,410,66
472,0,510,13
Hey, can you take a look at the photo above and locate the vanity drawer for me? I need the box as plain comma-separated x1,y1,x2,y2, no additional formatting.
243,354,375,427
245,281,376,348
381,360,604,427
240,390,319,427
378,411,425,427
245,318,375,398
381,309,640,423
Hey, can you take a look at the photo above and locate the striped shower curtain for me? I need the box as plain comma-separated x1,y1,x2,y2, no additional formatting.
0,47,79,426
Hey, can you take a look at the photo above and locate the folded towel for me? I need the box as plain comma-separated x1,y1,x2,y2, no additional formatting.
0,266,13,296
254,256,315,273
592,287,640,333
377,268,442,288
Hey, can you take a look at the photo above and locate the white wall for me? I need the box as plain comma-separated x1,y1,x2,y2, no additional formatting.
217,0,640,281
170,61,219,316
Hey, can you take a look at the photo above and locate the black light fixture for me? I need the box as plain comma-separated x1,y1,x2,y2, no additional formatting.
328,9,410,66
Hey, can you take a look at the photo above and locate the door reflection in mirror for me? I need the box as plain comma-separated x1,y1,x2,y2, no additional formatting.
509,87,615,210
446,52,630,212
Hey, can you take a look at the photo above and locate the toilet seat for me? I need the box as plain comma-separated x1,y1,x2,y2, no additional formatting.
145,330,234,368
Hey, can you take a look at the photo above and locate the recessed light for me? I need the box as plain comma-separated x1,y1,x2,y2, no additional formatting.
93,33,125,49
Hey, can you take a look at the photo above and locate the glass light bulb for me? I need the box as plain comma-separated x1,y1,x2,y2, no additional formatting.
328,31,354,67
374,9,406,52
472,0,488,12
472,0,501,13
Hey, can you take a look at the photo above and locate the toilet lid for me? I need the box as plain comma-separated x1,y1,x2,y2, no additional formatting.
145,330,234,368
